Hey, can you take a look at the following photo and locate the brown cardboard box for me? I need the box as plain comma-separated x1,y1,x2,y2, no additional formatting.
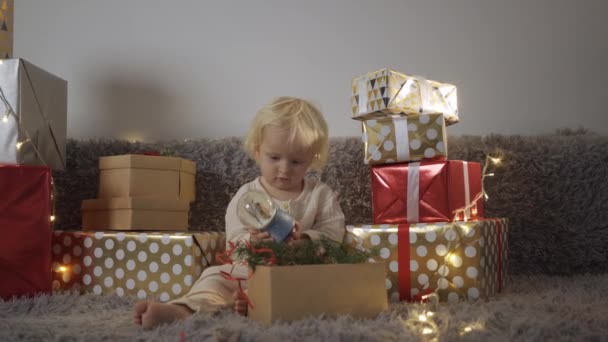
98,154,196,202
248,263,388,324
51,230,226,301
81,197,190,231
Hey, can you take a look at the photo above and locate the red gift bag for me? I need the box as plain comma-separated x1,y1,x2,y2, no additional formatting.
0,164,52,300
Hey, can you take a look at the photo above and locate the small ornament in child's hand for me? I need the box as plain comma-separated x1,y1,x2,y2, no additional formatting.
237,190,294,243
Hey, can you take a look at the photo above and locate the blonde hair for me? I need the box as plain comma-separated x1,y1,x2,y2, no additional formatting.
244,96,329,170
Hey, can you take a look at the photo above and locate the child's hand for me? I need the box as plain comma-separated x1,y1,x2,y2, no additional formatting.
248,228,272,243
287,221,309,245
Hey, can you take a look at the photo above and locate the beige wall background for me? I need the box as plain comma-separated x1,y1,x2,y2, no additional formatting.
13,0,608,141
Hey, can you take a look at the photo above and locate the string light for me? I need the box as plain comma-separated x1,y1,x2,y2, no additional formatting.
15,139,28,150
0,86,59,226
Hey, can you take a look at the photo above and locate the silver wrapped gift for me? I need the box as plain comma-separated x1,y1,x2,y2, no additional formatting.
0,59,67,170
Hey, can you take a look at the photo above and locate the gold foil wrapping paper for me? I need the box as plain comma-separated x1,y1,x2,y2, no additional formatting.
351,68,458,125
345,219,508,303
51,230,226,302
362,113,447,165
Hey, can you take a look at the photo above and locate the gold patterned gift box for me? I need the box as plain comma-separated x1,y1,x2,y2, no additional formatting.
51,230,226,302
345,219,508,303
351,68,458,125
362,113,447,165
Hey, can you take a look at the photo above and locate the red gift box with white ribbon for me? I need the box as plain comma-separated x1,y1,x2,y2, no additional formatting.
371,160,484,224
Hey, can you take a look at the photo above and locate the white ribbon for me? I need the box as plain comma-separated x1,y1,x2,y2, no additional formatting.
463,161,471,220
407,162,420,222
413,75,433,114
393,116,410,161
357,75,369,115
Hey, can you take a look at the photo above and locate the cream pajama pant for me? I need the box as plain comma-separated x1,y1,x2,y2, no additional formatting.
169,264,248,313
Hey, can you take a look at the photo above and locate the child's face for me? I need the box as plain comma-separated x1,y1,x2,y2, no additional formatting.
254,125,314,194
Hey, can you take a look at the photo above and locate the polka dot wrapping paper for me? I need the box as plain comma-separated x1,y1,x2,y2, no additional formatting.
371,160,484,223
350,68,459,125
51,230,226,302
361,113,447,165
345,219,508,303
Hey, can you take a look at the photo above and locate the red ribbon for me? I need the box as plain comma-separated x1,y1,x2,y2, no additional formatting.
397,224,412,301
140,151,161,156
215,240,277,308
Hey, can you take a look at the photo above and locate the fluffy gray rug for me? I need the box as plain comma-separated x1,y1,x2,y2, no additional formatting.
1,274,607,342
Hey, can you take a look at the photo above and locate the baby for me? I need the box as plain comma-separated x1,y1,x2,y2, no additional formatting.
134,96,345,329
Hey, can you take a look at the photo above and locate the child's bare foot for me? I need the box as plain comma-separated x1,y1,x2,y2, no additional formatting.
233,291,248,316
133,301,194,330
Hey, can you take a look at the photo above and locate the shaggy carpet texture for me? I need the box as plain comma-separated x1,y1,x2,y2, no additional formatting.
1,274,607,342
53,131,608,275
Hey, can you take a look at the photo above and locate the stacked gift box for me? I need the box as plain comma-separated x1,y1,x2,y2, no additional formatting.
51,154,226,301
345,68,508,303
0,59,67,300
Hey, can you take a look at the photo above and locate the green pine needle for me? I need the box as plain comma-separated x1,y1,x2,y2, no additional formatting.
232,237,378,272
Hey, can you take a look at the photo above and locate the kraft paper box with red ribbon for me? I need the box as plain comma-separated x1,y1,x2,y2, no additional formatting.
371,160,484,224
362,113,448,165
345,219,508,303
98,154,196,202
0,164,52,300
51,230,226,302
351,68,459,125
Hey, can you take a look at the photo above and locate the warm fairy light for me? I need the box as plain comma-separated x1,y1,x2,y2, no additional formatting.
50,215,56,222
426,311,434,317
421,328,433,335
485,173,495,177
489,156,502,165
1,114,7,123
459,322,485,336
418,314,427,322
58,266,68,272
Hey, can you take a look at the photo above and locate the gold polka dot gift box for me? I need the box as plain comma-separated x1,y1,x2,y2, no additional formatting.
345,219,508,303
371,160,484,224
51,230,226,302
351,68,458,125
361,113,447,165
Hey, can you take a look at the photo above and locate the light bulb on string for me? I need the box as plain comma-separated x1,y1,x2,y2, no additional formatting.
15,140,27,150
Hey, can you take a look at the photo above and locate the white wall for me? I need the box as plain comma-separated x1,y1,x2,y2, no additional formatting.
14,0,608,141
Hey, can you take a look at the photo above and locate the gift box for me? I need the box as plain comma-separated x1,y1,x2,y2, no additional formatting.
345,219,508,303
98,154,196,202
81,197,190,231
51,230,226,301
0,164,52,300
371,160,484,223
351,68,458,125
362,113,447,165
248,263,388,324
0,59,67,170
0,0,13,58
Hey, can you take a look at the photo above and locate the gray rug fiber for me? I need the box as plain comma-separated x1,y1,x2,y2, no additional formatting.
1,274,607,342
